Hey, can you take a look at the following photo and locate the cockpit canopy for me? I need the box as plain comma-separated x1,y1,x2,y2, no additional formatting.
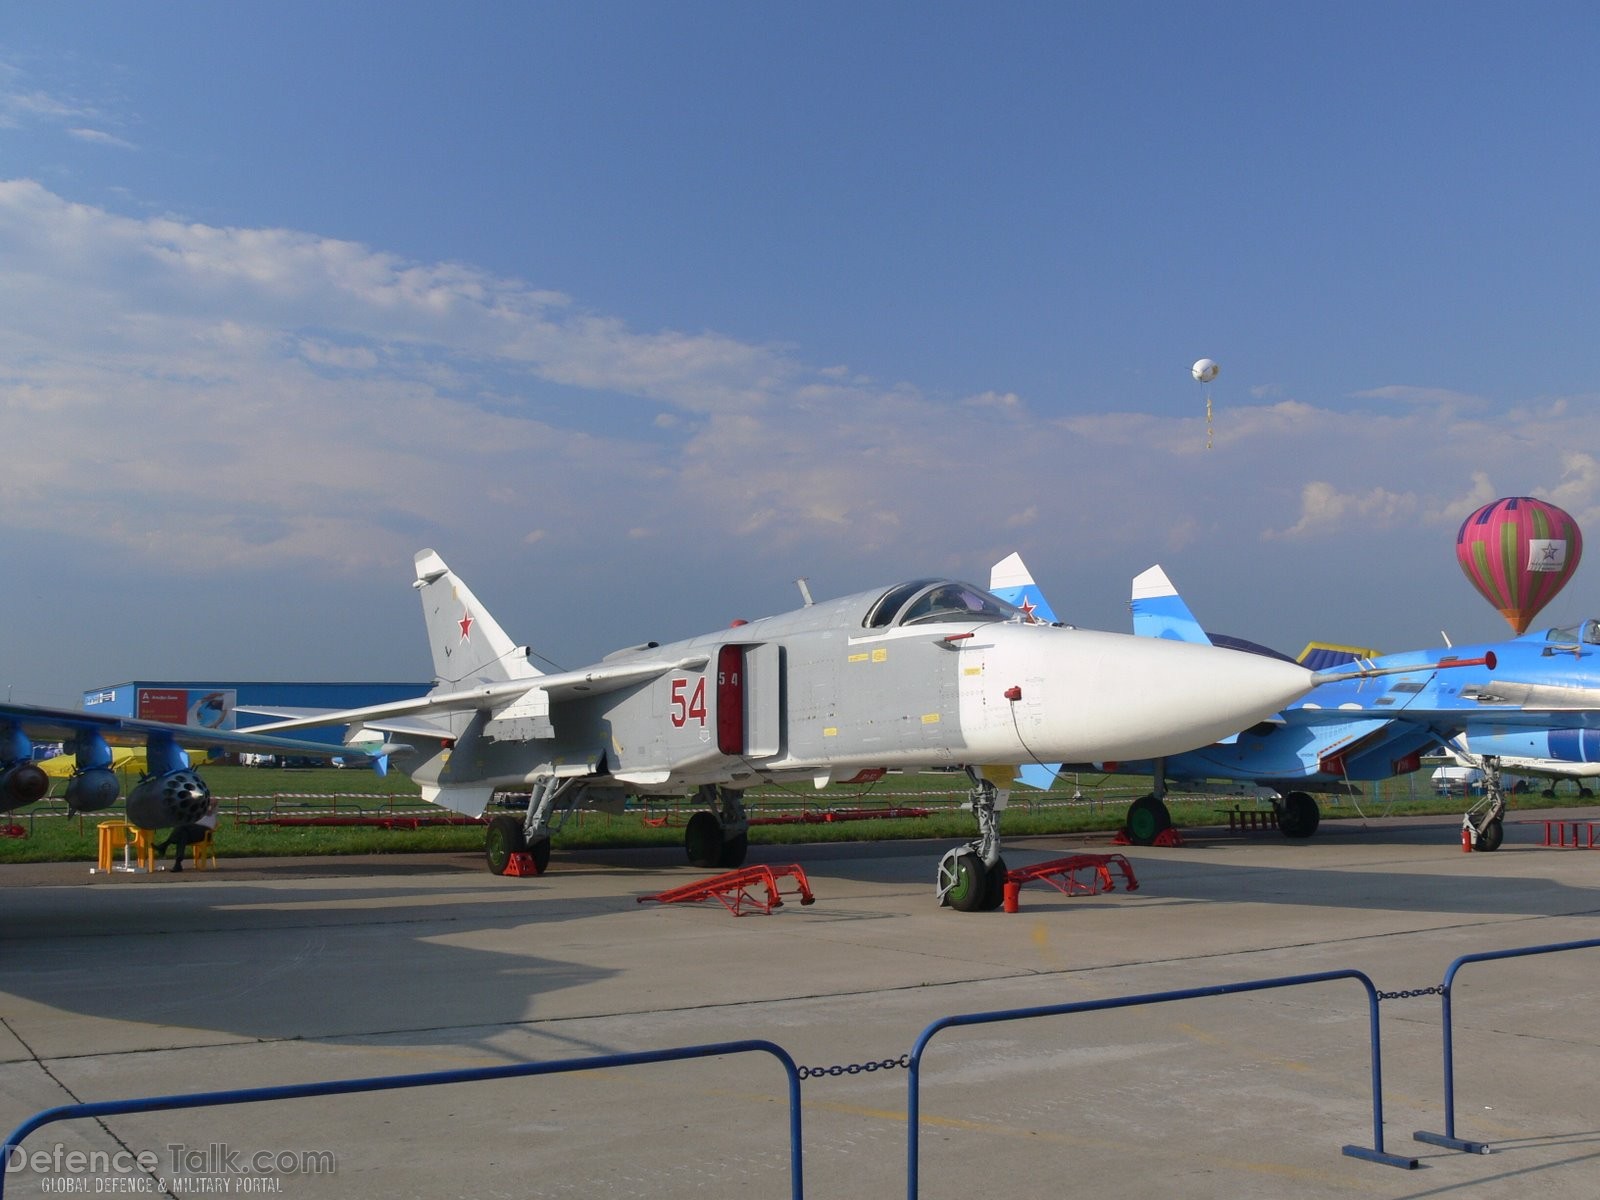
1546,619,1600,646
864,579,1020,629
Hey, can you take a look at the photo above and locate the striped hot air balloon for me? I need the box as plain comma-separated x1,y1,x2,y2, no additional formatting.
1456,496,1583,634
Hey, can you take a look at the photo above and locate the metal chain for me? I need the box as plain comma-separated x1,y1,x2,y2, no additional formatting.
1377,985,1446,1000
797,1055,910,1080
799,990,1451,1075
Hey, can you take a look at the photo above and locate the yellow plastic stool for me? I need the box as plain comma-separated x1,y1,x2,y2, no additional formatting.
190,829,217,870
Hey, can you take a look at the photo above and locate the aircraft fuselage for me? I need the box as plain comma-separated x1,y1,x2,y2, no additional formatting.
405,580,1318,809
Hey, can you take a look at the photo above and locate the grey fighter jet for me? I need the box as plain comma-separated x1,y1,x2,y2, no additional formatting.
250,550,1398,910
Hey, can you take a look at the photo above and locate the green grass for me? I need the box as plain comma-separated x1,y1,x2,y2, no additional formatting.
1,764,1587,865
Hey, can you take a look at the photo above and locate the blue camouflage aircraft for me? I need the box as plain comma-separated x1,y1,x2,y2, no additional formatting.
994,555,1600,852
1115,564,1600,851
0,700,366,830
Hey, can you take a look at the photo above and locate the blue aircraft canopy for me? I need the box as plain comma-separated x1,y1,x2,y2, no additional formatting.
1545,620,1600,645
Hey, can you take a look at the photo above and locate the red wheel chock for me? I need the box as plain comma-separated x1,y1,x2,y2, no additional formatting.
1112,826,1185,847
1001,853,1140,913
502,852,543,876
637,864,816,916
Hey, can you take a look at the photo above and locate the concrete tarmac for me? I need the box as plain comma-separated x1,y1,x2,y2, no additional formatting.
2,808,1599,1199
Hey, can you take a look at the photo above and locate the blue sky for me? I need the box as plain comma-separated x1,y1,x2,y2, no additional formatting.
2,2,1598,705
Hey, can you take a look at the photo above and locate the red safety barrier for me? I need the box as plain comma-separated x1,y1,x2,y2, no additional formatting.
1536,819,1600,849
637,864,816,917
645,807,931,828
750,806,933,826
240,814,482,828
1002,853,1140,913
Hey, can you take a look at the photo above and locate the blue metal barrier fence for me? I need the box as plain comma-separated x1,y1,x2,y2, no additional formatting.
905,968,1411,1199
1,1038,804,1200
1413,936,1600,1156
13,945,1598,1196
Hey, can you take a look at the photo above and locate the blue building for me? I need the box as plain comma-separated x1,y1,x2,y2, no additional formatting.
82,681,429,753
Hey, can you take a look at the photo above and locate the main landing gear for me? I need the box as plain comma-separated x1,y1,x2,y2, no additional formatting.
1123,792,1173,845
485,774,577,875
1462,755,1506,852
685,784,750,869
485,778,752,876
1120,781,1321,844
1275,791,1321,839
937,768,1009,912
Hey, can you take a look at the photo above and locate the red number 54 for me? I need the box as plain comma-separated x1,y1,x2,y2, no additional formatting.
669,677,708,728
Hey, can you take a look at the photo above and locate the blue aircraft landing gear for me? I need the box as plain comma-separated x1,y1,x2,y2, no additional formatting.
1276,790,1321,839
1123,757,1174,846
1463,756,1507,852
1124,793,1173,845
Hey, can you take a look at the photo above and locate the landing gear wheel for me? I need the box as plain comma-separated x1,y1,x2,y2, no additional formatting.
1474,817,1504,852
486,815,527,876
980,856,1009,911
941,852,989,912
528,837,552,874
1125,794,1172,846
718,832,749,869
1278,791,1321,839
685,811,724,868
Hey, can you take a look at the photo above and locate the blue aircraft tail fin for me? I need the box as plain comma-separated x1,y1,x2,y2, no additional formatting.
989,552,1060,624
1130,566,1212,645
991,553,1061,790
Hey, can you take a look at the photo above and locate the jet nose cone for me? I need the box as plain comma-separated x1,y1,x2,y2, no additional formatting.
1023,631,1314,761
1130,640,1313,757
1200,646,1315,725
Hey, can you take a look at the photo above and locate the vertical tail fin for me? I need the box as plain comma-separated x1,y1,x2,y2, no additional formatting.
413,549,542,687
990,553,1061,790
1130,565,1214,645
989,552,1061,624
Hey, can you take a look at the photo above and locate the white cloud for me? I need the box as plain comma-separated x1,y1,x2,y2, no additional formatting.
67,126,136,150
1264,482,1421,540
1352,384,1485,407
0,85,86,127
3,177,1599,678
962,390,1024,413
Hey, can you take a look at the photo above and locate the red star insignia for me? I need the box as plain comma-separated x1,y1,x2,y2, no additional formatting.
1018,596,1038,622
458,611,474,640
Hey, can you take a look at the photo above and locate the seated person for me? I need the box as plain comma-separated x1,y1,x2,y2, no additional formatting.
154,800,218,873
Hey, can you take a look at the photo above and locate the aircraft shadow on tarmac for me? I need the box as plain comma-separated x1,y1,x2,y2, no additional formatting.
720,817,1600,915
3,810,1598,1052
1114,858,1600,916
0,880,627,1053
